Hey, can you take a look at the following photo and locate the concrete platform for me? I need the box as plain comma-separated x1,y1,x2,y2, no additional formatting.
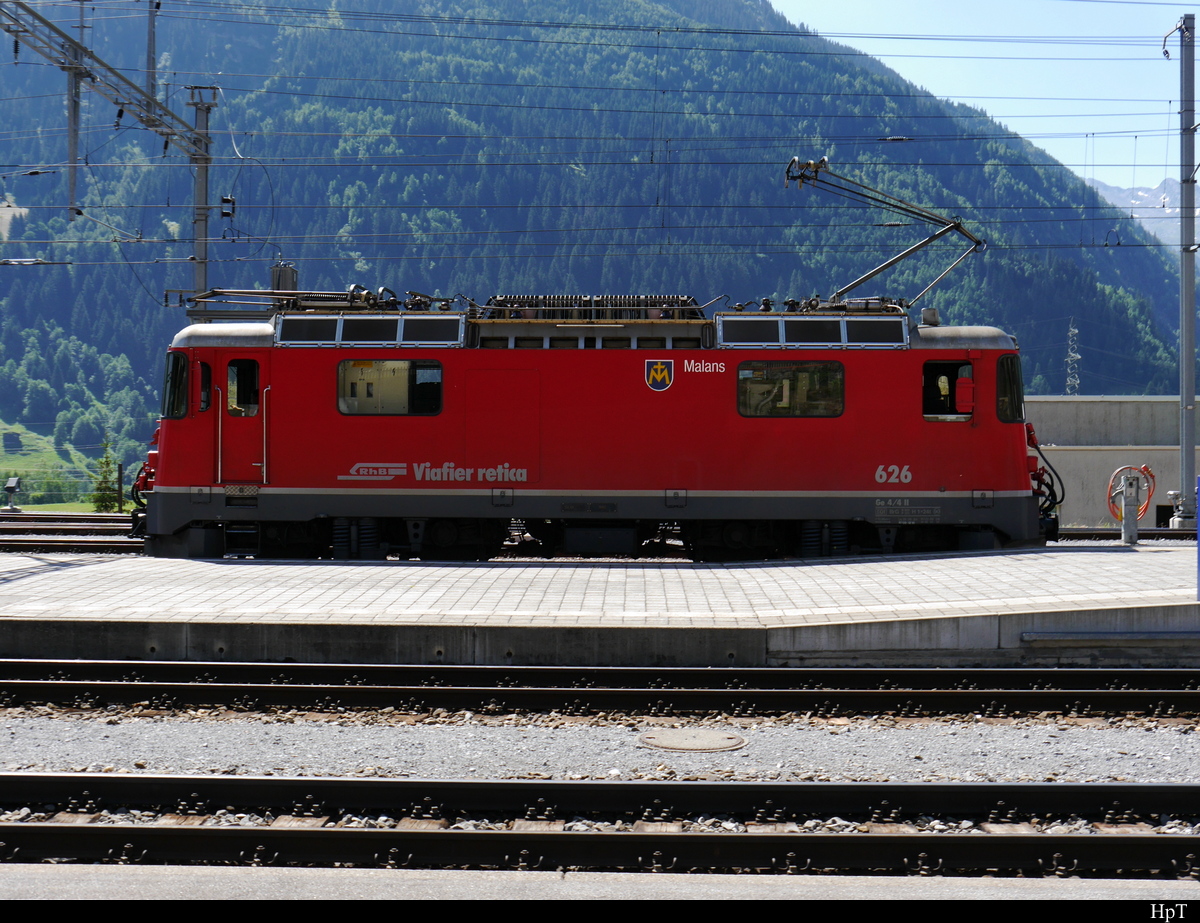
4,865,1197,900
0,543,1197,666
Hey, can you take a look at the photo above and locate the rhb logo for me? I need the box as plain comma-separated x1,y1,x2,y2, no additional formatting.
645,359,673,391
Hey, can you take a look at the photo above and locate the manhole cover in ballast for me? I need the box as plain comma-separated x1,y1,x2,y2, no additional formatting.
638,729,746,752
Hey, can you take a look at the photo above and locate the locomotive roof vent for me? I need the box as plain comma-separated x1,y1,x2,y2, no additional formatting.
482,294,705,321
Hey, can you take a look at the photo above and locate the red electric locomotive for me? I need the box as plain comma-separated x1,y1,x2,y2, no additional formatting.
132,159,1060,559
133,288,1058,560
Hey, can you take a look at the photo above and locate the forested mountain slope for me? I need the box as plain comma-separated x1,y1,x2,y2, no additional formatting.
0,0,1182,475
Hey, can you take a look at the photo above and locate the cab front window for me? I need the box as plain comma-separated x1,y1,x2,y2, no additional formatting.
161,352,188,419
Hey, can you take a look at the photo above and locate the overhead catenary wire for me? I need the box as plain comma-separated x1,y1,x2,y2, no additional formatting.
3,6,1182,285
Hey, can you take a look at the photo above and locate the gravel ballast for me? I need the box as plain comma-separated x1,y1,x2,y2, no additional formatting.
2,711,1197,782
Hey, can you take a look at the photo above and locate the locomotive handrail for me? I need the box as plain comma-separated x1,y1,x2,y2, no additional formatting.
188,288,418,317
261,386,270,485
214,386,223,484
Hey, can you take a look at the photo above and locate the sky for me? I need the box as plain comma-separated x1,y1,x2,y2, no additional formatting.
770,0,1192,190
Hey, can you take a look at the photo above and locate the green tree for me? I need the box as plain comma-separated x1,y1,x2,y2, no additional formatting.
89,438,120,513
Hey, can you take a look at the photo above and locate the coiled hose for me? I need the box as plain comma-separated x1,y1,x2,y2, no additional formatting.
1107,465,1155,522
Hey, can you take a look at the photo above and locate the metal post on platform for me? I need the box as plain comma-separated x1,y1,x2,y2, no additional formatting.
1169,15,1198,529
1121,475,1140,545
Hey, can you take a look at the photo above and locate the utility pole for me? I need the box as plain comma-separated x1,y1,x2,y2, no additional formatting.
64,1,85,220
1167,15,1197,529
187,86,216,296
145,0,158,101
0,1,217,295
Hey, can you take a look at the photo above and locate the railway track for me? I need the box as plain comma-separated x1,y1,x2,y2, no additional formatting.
0,512,129,530
1056,527,1196,541
1,773,1198,875
3,660,1198,717
0,512,141,553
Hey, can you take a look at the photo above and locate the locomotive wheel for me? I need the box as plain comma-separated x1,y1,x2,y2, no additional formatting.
428,519,459,548
722,521,751,549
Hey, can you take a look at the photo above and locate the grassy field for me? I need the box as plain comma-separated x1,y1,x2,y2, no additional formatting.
11,501,99,513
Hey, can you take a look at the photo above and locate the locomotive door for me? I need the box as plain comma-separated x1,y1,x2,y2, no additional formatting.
216,352,269,484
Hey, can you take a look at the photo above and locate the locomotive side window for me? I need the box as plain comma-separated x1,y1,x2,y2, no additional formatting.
198,362,212,412
922,361,973,420
227,360,260,418
342,318,398,342
785,319,841,344
337,360,442,415
279,317,338,342
996,355,1026,422
737,361,844,417
161,352,188,419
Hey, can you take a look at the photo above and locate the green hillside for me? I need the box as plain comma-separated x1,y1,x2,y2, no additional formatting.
0,0,1185,446
0,419,104,506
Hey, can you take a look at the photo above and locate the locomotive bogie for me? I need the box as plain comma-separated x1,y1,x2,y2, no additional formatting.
137,295,1051,560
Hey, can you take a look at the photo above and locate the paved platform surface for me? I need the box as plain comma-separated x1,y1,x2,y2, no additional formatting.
0,543,1191,627
3,865,1195,900
0,543,1196,665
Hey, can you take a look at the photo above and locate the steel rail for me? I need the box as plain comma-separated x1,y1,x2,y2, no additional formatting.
1056,527,1196,541
0,513,128,524
0,537,142,553
2,825,1196,874
9,774,1200,815
0,524,132,536
2,679,1197,715
4,660,1198,691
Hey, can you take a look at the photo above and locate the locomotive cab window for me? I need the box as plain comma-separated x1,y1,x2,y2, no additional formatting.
737,361,844,417
923,361,973,421
161,352,188,419
227,360,259,417
338,360,442,415
996,354,1025,423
